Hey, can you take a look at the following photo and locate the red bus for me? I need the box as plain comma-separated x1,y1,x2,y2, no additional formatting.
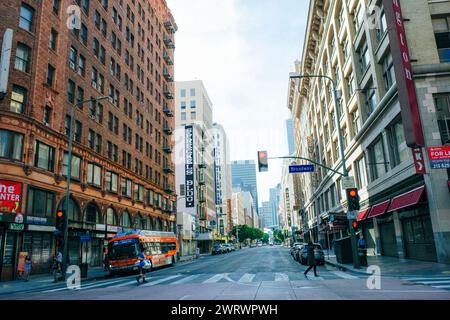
107,230,178,275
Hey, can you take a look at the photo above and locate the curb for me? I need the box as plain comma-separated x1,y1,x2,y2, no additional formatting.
325,260,368,275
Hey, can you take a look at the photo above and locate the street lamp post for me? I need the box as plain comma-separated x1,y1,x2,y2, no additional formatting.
289,73,360,269
62,96,109,279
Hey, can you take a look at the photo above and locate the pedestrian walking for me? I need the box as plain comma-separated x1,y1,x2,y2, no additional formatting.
358,234,366,249
103,248,109,272
52,255,62,283
304,241,318,278
24,255,32,281
136,249,148,284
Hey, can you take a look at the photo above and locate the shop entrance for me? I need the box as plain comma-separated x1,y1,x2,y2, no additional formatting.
379,222,398,258
402,215,437,262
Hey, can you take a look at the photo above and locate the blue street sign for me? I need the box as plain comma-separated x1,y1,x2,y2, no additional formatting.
289,165,315,173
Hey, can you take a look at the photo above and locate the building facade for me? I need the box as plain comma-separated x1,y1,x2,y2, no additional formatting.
269,184,281,228
0,0,177,280
259,201,273,229
231,160,259,215
286,118,295,156
175,80,217,254
289,0,450,262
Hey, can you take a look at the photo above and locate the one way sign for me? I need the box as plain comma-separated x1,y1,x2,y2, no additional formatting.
413,148,426,174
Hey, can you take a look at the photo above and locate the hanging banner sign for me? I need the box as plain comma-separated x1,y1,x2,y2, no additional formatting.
185,125,195,207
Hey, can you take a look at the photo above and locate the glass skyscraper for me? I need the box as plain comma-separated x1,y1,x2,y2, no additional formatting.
231,160,259,214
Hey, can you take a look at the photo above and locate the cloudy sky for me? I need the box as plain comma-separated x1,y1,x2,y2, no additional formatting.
167,0,308,205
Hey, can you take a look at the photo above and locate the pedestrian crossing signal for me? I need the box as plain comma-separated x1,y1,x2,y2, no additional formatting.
258,151,268,172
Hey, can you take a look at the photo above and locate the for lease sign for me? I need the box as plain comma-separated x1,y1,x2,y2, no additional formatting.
428,146,450,169
0,180,22,213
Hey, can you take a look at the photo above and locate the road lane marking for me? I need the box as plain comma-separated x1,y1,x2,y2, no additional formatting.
306,276,324,281
331,271,359,279
43,287,70,293
435,285,450,289
78,278,127,290
141,274,183,286
275,273,289,282
170,274,202,285
202,273,235,283
416,280,450,285
110,280,142,288
238,273,255,283
403,277,450,281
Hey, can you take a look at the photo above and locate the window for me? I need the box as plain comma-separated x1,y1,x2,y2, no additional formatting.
76,86,84,106
78,55,86,76
19,4,34,32
381,52,395,91
69,47,77,70
0,130,23,161
27,188,54,218
67,79,75,103
435,94,450,144
135,184,144,202
146,189,154,206
74,120,82,143
190,100,196,108
10,85,27,114
358,41,370,73
181,101,186,109
105,171,118,192
364,84,377,116
180,89,186,97
181,112,186,121
44,106,52,126
34,141,55,171
368,137,388,181
62,152,81,179
80,0,90,14
121,178,132,198
50,29,58,50
190,88,195,97
46,64,55,87
87,163,102,186
355,157,368,189
80,24,88,45
15,43,30,72
101,19,107,37
52,0,60,15
191,111,196,120
388,119,408,168
432,15,450,63
376,8,388,41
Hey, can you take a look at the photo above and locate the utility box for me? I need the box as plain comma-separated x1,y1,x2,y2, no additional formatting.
79,263,88,279
334,236,353,264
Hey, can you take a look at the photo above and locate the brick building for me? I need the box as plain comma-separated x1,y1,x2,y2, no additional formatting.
0,0,177,280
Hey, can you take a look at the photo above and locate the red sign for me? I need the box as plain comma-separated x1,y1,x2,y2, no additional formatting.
428,146,450,161
0,180,22,214
412,148,426,174
383,0,424,147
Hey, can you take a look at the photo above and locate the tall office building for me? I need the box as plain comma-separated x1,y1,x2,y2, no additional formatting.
212,123,232,236
286,119,295,155
259,202,273,229
269,185,281,227
231,160,259,215
0,0,177,280
175,80,216,254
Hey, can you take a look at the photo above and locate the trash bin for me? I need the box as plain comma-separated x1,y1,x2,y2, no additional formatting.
358,249,368,266
334,237,353,264
79,263,88,279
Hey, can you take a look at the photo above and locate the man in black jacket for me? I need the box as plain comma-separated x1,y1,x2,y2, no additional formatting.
304,241,318,278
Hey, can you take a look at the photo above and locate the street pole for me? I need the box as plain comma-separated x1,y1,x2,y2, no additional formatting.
62,96,109,279
290,73,360,269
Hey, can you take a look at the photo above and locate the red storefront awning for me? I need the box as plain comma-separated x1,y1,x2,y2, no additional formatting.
357,207,371,221
367,200,390,219
387,185,425,213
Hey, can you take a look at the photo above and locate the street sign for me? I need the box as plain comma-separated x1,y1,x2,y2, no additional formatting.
412,148,426,174
342,176,356,189
9,223,24,231
289,165,315,173
80,232,91,243
428,146,450,169
347,211,357,220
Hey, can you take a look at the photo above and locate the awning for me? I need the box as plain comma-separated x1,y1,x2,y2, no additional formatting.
367,200,390,219
387,185,426,213
357,207,371,221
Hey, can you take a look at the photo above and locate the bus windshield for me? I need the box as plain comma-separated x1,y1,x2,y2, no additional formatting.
108,238,141,260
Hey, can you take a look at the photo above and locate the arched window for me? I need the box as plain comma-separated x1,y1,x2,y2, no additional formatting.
58,196,81,222
155,218,162,231
85,202,100,223
106,207,117,226
135,214,142,230
147,217,154,230
121,210,131,227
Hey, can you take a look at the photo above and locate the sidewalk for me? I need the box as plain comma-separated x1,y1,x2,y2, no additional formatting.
324,249,450,277
0,266,109,296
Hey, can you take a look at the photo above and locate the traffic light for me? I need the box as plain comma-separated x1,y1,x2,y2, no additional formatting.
346,188,360,211
257,151,268,172
352,220,358,231
56,210,65,231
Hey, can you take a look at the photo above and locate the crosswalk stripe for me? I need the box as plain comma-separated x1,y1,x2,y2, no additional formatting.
43,286,69,293
307,276,324,281
275,273,289,282
110,279,141,288
238,273,255,283
331,271,358,280
203,273,233,283
403,277,450,281
435,285,450,289
416,280,450,285
170,274,202,285
141,275,182,287
79,278,127,290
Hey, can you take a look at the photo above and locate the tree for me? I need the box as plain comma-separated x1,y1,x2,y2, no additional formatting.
273,229,285,243
261,233,269,243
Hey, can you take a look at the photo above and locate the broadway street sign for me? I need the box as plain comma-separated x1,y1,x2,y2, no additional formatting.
289,165,315,173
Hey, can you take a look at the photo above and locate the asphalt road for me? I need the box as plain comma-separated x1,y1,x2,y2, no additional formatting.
4,245,450,300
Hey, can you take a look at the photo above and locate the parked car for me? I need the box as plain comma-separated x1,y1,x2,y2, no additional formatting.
298,243,325,265
212,244,226,255
292,243,306,261
290,242,304,257
223,244,233,253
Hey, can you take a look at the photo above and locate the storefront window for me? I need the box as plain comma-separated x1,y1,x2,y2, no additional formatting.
59,197,81,221
27,188,54,217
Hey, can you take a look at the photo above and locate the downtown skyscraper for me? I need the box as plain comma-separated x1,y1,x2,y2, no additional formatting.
231,160,259,215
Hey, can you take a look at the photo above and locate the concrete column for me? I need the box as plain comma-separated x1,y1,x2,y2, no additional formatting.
373,218,382,256
392,212,406,259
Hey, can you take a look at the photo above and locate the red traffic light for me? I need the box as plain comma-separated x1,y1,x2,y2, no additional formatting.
257,151,268,172
56,211,64,218
352,221,358,229
349,189,357,197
